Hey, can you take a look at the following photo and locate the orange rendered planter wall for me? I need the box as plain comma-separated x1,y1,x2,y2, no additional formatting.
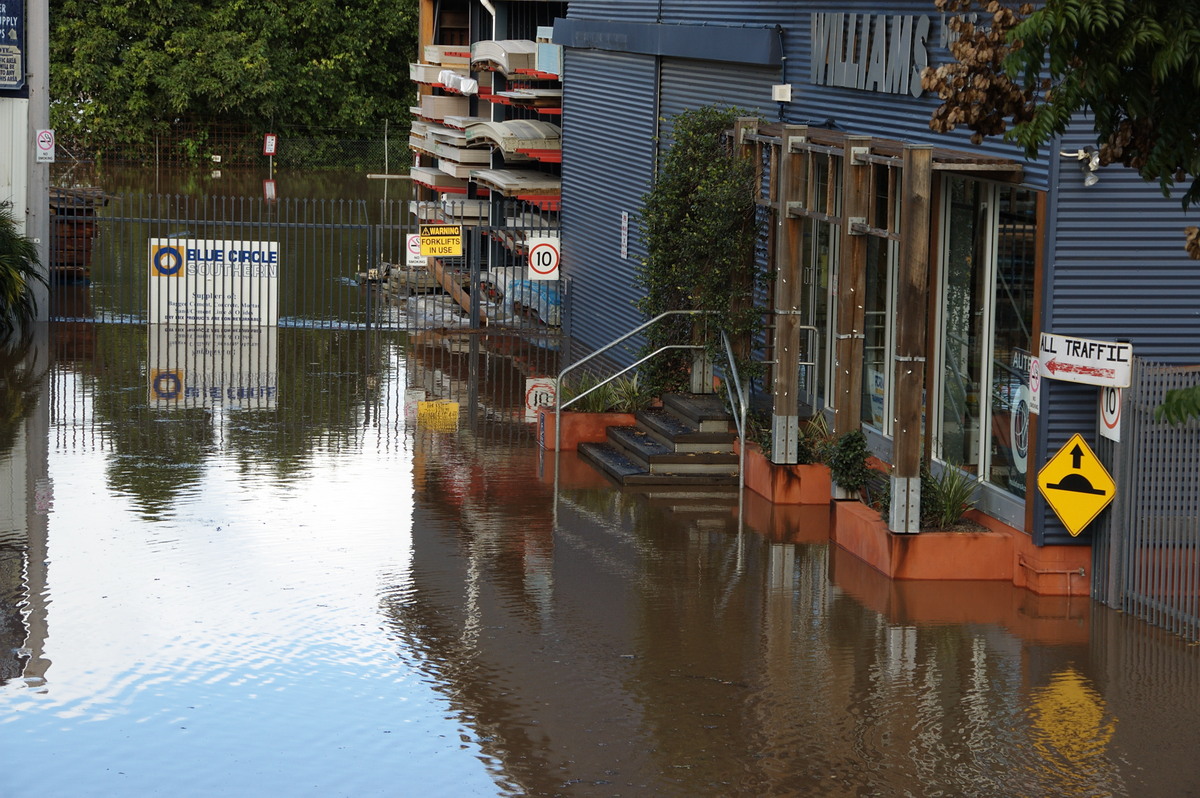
739,443,832,505
831,500,1090,596
536,407,636,450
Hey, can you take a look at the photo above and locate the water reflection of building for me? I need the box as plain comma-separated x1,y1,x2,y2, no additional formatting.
0,329,52,687
387,427,1200,793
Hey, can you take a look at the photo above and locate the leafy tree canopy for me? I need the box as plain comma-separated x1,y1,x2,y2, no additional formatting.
637,106,763,394
50,0,419,144
923,0,1200,218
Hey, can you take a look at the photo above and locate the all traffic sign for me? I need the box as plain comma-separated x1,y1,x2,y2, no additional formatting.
1037,433,1115,536
1039,332,1132,388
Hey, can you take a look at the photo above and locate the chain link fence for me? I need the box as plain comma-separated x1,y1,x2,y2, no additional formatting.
56,124,414,172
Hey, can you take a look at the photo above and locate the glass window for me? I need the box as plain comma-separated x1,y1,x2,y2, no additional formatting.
936,178,1039,498
987,187,1037,496
939,178,987,469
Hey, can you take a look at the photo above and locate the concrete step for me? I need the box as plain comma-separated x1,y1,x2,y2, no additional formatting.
578,442,740,487
607,426,738,474
636,407,735,453
662,393,734,434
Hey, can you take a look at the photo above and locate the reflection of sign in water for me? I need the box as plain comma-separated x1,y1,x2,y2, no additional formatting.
1029,668,1115,770
417,400,460,431
148,326,278,409
148,238,280,326
151,370,184,401
1037,433,1115,536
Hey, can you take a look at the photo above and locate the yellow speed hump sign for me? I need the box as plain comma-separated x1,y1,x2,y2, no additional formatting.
1037,433,1116,536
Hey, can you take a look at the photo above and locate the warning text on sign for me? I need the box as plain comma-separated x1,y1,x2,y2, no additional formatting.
419,224,463,257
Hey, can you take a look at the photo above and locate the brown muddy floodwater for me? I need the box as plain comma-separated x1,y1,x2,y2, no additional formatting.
2,323,1200,798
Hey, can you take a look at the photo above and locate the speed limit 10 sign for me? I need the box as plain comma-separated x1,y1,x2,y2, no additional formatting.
526,236,560,281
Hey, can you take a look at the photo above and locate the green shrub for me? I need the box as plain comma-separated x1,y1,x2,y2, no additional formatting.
921,465,978,529
560,372,651,413
608,373,653,413
826,430,872,495
0,204,46,336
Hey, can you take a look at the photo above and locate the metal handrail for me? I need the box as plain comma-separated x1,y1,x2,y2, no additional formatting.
552,311,751,529
553,310,715,455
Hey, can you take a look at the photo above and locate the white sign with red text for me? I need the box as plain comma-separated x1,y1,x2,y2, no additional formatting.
1039,332,1132,388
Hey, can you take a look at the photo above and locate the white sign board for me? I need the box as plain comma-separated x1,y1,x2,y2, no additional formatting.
1029,356,1041,415
35,129,55,163
524,377,557,421
148,238,280,326
1100,386,1122,442
526,236,560,281
148,325,278,409
405,233,425,268
1039,332,1132,388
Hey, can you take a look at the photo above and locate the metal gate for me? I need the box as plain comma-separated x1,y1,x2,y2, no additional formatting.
49,192,563,335
1093,358,1200,640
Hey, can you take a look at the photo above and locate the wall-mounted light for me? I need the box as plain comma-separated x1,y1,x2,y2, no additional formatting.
1060,147,1100,187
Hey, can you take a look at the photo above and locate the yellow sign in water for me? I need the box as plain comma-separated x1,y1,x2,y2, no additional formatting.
417,399,460,431
419,224,463,257
1037,433,1115,536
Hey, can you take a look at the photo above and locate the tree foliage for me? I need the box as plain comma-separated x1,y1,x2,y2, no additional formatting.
50,0,419,146
637,106,763,394
923,0,1200,221
0,204,46,337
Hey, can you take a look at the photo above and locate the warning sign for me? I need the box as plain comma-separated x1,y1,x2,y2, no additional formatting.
419,224,463,257
1037,433,1116,536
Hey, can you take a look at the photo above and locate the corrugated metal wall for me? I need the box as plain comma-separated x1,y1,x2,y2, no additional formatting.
658,59,779,134
564,0,660,22
1037,127,1200,545
659,0,796,26
559,48,658,358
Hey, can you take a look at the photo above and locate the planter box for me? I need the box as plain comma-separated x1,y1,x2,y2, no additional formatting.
832,500,1013,582
536,407,635,451
740,443,832,505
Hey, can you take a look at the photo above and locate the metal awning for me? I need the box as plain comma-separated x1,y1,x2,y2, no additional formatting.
746,122,1024,180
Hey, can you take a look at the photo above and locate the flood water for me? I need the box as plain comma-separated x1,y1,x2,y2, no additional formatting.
3,323,1200,797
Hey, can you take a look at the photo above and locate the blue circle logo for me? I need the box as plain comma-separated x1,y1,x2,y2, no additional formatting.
153,246,184,276
153,371,183,399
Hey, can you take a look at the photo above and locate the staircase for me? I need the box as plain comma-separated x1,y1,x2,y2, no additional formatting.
577,393,740,487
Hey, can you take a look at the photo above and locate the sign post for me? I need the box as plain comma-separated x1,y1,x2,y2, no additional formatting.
263,133,278,179
1037,433,1116,536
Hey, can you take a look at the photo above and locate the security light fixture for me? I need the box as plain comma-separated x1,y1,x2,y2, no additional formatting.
1060,147,1100,187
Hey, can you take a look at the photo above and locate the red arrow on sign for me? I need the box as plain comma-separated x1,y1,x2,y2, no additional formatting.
1043,358,1115,381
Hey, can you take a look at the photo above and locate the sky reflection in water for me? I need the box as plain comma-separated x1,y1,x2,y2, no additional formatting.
1,324,1199,797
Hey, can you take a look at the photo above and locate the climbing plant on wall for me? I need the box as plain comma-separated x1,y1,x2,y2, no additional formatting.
637,105,764,395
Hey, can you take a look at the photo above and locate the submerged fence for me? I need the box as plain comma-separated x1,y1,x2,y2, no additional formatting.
48,192,563,335
1094,359,1200,641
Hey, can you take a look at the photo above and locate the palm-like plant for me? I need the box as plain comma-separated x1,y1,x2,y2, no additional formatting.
0,203,47,336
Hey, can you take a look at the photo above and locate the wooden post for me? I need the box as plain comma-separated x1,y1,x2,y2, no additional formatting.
832,136,871,435
890,145,933,533
770,126,808,462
